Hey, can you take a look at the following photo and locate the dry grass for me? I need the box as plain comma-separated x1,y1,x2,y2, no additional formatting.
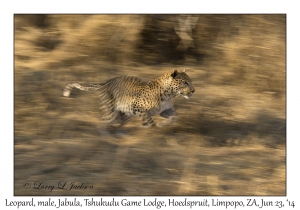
14,14,285,195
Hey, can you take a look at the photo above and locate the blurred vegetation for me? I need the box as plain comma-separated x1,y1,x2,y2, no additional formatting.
14,14,285,196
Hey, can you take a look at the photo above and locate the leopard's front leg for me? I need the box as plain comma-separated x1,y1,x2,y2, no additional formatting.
141,113,156,127
159,107,176,119
132,102,156,128
157,107,177,127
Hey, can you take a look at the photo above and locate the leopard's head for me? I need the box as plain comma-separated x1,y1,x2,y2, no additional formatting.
169,69,195,99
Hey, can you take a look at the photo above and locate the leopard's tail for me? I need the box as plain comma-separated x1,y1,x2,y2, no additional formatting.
63,82,102,97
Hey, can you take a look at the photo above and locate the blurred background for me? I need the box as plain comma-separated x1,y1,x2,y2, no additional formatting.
14,14,286,195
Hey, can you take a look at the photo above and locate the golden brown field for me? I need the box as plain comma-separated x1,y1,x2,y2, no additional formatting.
14,14,286,195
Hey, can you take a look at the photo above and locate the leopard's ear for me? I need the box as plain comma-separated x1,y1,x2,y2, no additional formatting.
171,70,179,78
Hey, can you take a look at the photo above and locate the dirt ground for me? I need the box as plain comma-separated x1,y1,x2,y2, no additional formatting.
14,14,286,195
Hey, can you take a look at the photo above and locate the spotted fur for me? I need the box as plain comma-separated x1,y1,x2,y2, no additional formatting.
63,69,195,128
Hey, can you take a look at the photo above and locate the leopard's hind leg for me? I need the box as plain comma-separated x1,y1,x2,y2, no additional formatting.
118,112,133,127
97,92,132,134
97,92,119,134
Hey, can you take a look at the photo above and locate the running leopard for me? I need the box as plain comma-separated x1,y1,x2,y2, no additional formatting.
63,69,195,129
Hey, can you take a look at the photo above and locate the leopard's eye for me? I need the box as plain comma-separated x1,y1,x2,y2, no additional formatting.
184,81,189,86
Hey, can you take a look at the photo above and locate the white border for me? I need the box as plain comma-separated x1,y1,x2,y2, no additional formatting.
2,0,298,209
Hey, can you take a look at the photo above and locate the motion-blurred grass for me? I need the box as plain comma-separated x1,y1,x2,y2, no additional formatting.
14,14,285,195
